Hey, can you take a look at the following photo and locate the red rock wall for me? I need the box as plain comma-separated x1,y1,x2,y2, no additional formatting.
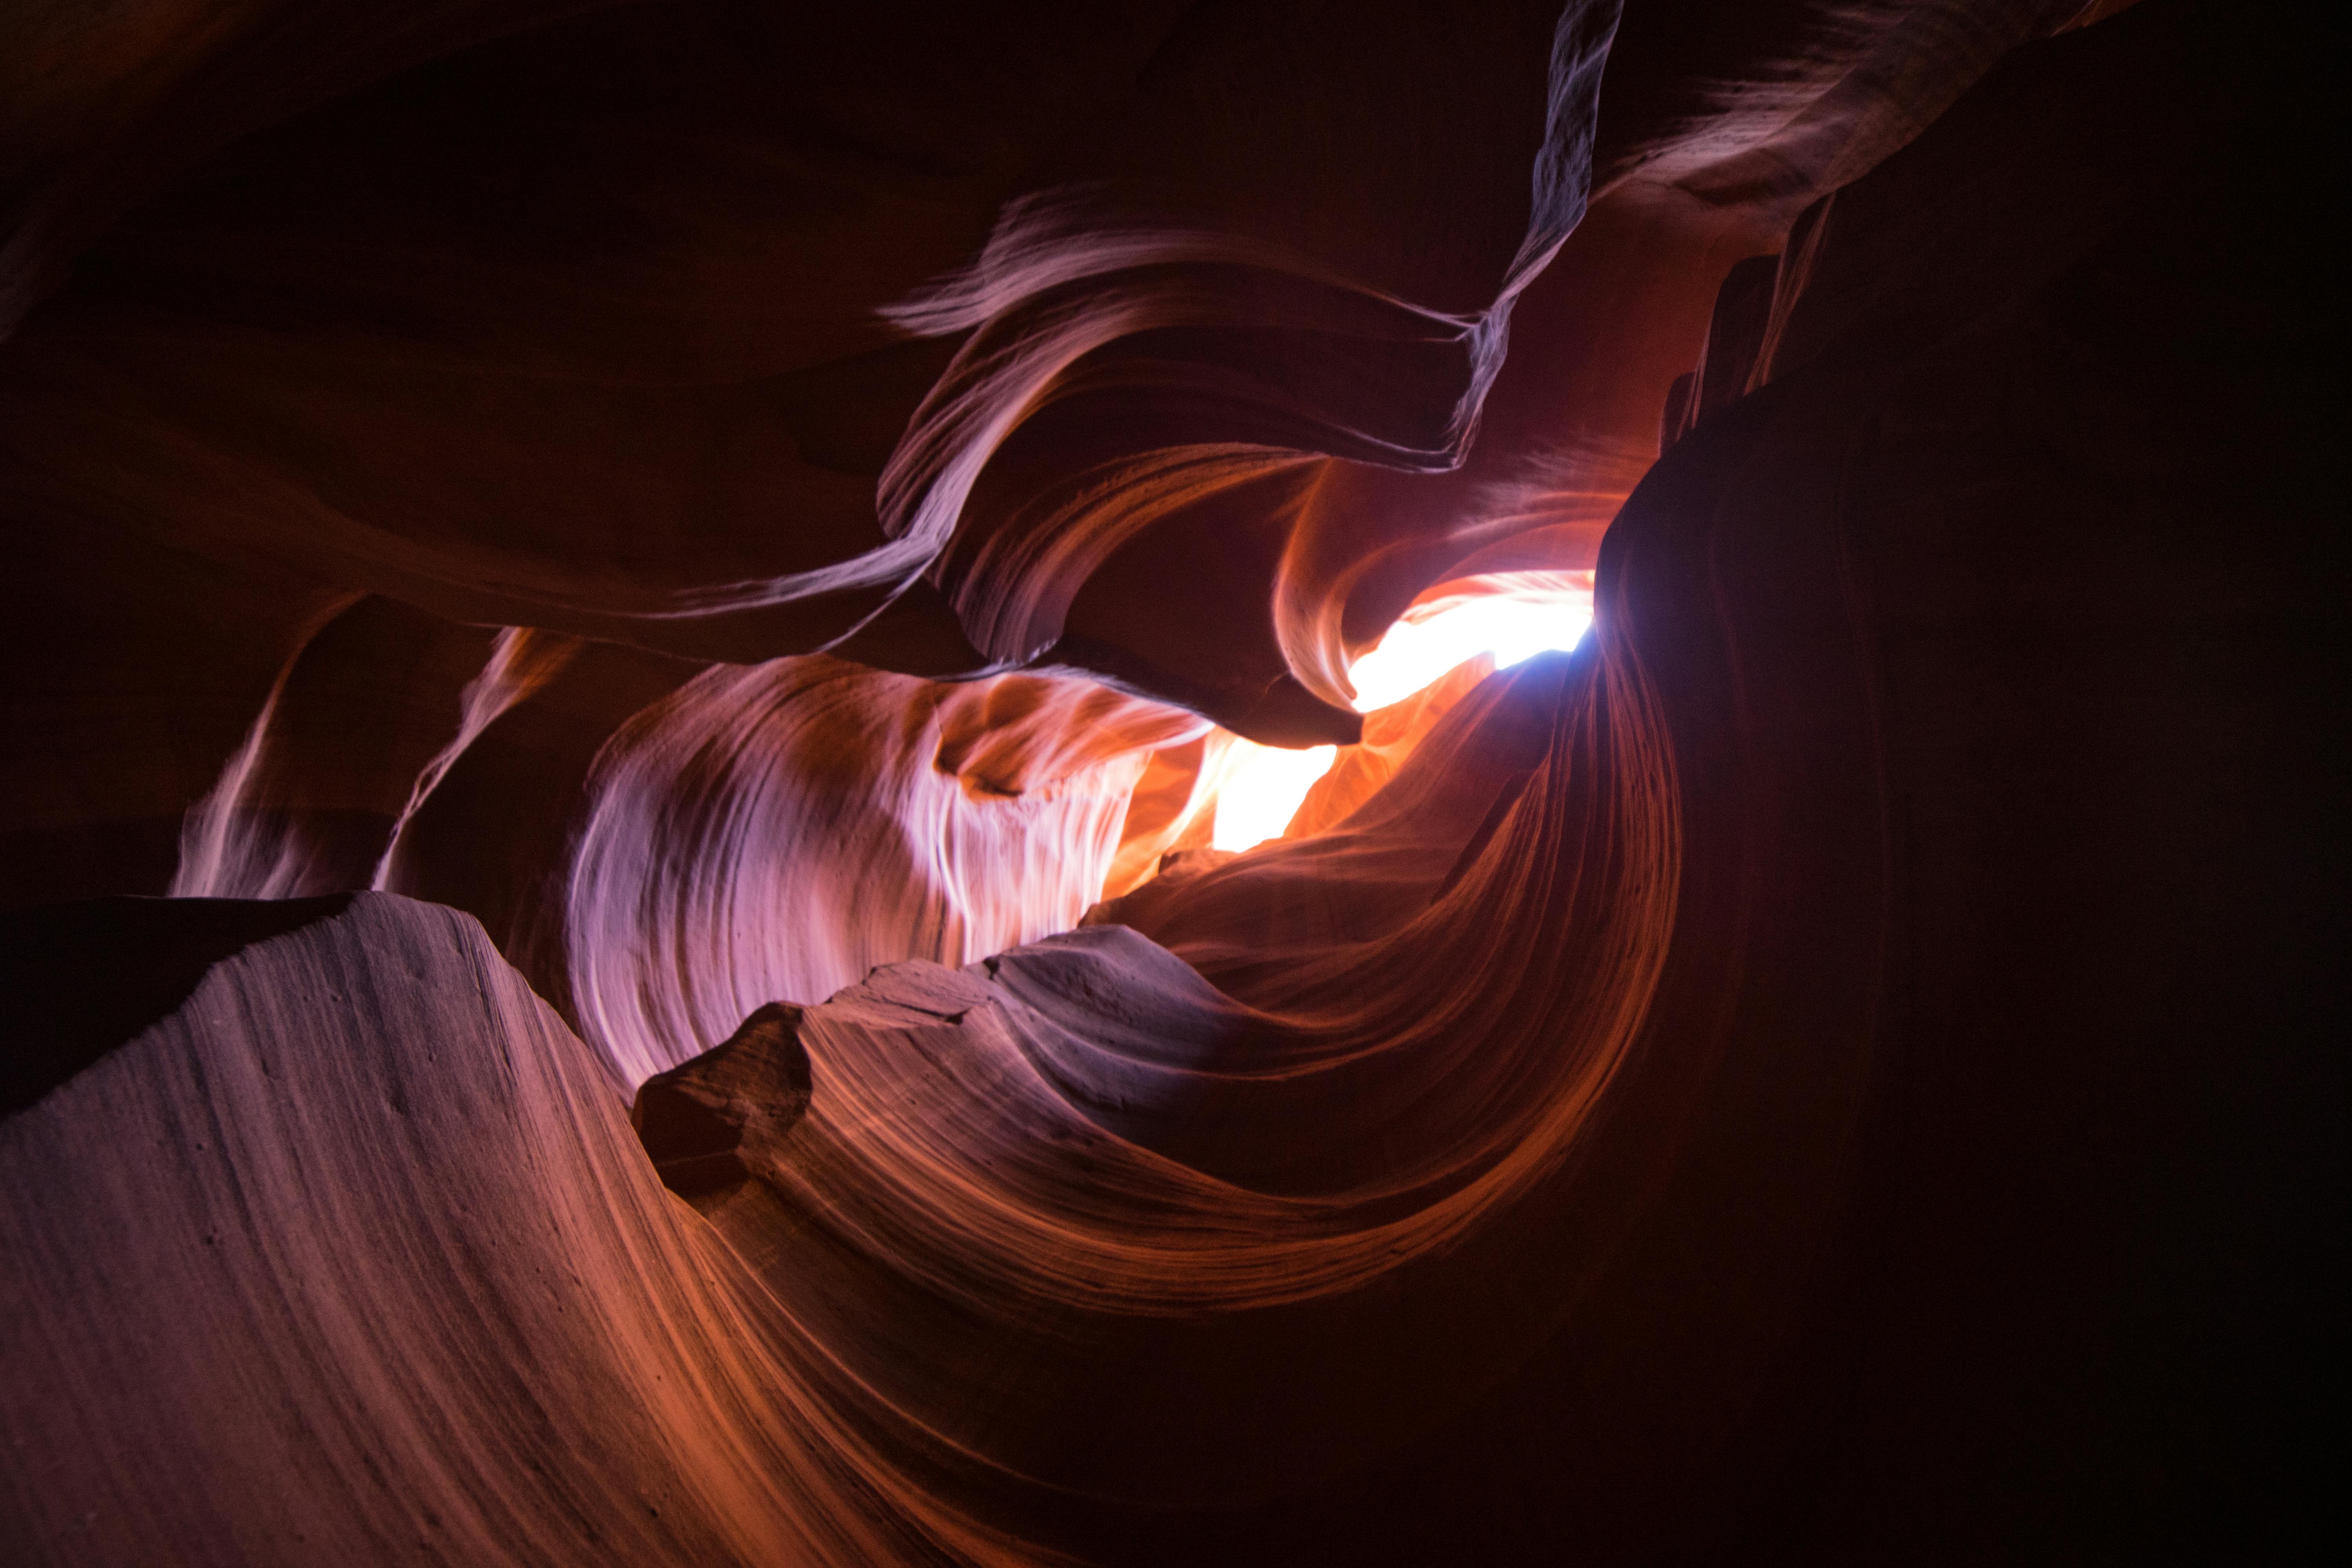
4,1,2339,1563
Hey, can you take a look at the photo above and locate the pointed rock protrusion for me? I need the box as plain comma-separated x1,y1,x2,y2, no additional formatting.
629,1003,811,1204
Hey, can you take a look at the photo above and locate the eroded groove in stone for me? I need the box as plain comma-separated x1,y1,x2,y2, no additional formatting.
2,2,2339,1564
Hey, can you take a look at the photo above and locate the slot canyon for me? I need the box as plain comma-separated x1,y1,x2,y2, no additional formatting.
1,0,2341,1561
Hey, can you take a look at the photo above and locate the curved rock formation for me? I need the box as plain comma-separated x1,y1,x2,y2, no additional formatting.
4,1,2341,1563
564,657,1201,1084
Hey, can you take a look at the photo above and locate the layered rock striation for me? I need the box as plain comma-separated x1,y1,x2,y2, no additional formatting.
4,2,2342,1563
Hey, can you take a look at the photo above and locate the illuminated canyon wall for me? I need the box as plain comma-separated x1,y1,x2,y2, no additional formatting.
3,1,2342,1563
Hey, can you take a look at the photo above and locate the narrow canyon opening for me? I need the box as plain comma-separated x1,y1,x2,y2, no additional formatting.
2,3,2339,1564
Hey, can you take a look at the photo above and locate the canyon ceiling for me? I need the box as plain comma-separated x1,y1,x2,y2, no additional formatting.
1,0,2341,1563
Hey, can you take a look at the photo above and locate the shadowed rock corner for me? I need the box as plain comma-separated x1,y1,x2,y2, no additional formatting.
629,1003,812,1209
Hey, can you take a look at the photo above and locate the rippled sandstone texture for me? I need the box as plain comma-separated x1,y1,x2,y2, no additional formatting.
3,1,2343,1564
